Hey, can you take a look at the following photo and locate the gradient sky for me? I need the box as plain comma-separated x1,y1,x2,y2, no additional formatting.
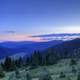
0,0,80,41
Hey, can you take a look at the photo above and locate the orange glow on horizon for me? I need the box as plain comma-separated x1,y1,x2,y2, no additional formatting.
0,34,44,42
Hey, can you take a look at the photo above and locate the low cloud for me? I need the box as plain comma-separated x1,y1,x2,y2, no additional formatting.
32,33,80,41
5,30,16,34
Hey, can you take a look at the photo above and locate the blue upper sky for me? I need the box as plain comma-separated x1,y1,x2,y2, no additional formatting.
0,0,80,35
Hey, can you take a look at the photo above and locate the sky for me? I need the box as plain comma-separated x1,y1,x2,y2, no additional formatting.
0,0,80,41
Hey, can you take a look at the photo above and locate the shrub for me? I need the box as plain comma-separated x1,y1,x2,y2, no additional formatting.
77,72,80,80
0,66,5,78
59,72,66,78
71,66,77,74
39,67,53,80
15,69,20,79
26,71,32,80
70,59,77,66
0,72,5,78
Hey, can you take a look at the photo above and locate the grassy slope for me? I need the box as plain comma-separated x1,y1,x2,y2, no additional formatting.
0,59,80,80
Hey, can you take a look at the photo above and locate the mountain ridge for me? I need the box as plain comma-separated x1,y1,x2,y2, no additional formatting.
0,40,63,59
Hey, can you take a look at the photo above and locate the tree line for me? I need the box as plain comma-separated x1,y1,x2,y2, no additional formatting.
0,47,79,72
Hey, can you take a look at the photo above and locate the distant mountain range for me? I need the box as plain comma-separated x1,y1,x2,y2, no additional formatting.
0,33,80,59
0,40,63,59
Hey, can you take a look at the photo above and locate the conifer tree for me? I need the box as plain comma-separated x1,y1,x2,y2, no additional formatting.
4,57,15,71
0,66,5,78
77,72,80,80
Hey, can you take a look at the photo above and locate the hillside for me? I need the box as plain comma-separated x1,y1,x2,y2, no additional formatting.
43,38,80,59
0,40,62,59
